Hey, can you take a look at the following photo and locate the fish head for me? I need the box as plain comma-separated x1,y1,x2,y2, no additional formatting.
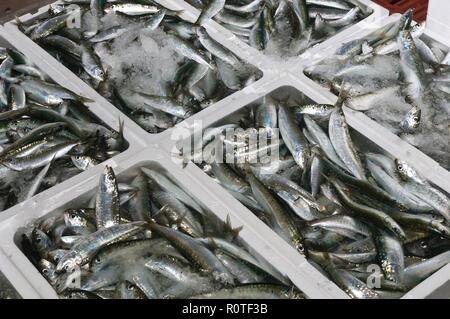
64,209,89,228
38,259,58,283
56,251,81,273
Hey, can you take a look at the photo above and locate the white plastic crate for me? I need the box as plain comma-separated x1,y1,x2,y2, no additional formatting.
0,26,150,224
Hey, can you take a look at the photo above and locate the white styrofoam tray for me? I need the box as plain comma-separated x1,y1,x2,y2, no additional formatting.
295,14,450,196
156,72,450,299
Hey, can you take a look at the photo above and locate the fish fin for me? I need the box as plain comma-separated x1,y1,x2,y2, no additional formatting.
14,16,23,27
223,214,243,241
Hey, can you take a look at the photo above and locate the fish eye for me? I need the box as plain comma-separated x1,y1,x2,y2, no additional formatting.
71,213,77,219
94,257,101,263
420,241,427,248
126,283,134,290
397,164,403,170
42,269,48,274
312,226,319,232
36,237,42,243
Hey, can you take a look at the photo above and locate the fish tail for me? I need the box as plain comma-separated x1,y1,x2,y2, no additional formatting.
77,95,95,104
335,84,350,109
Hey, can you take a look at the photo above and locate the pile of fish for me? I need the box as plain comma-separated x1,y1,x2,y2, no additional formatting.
190,91,450,299
21,165,300,299
0,273,20,299
305,10,450,170
188,0,371,56
0,46,126,212
16,0,261,134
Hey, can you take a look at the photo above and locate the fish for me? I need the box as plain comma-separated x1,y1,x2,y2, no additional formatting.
29,12,74,40
95,166,120,229
309,215,372,240
326,268,379,299
171,34,215,70
329,177,406,240
196,27,240,67
21,2,260,136
404,236,450,259
403,251,450,289
366,160,432,213
398,30,429,102
80,45,105,82
104,4,160,16
304,116,347,171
